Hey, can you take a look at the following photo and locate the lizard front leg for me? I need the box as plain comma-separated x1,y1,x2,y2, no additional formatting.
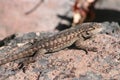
75,38,97,54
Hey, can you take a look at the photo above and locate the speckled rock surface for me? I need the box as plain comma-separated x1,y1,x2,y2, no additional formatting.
0,0,120,80
0,22,119,80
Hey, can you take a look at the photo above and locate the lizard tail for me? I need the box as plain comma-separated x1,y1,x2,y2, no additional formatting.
0,47,37,65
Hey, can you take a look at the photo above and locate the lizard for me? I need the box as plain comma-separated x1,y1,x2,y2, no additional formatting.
0,22,104,66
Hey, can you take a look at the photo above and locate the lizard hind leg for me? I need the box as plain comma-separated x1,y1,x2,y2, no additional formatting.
17,49,47,71
17,56,36,72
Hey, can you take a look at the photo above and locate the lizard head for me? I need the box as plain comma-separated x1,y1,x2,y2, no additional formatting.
88,23,104,34
76,23,105,39
76,22,104,34
84,23,104,39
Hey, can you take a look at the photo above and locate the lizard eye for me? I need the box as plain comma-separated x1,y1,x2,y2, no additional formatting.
81,31,91,40
86,31,90,35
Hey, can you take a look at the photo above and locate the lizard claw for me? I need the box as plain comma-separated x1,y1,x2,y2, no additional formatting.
80,47,98,54
18,62,29,73
87,47,98,52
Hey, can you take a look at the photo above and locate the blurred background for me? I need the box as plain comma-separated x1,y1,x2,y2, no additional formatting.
0,0,120,39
